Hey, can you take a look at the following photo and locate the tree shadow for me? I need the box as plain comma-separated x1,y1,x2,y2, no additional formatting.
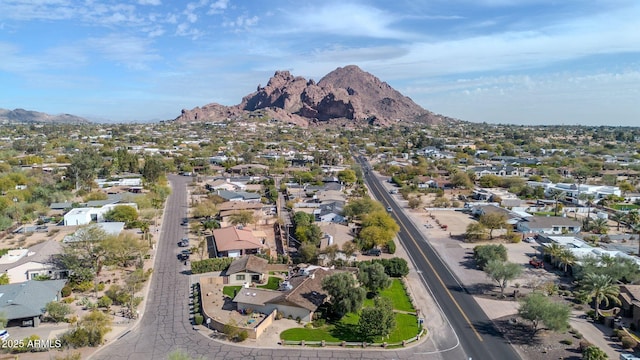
329,322,360,342
459,254,478,270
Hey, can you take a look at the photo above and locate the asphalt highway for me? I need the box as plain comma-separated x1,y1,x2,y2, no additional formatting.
357,155,521,360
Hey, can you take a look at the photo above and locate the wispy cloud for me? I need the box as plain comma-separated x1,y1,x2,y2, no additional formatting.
138,0,161,5
86,34,161,70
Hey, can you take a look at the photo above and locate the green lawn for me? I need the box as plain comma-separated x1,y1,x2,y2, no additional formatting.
612,204,640,211
223,286,242,298
280,312,419,343
363,279,415,312
257,276,281,290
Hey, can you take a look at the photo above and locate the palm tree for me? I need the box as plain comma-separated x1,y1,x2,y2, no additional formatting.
590,218,609,235
610,212,625,232
627,210,640,232
544,243,564,268
548,189,565,216
557,249,576,275
579,273,621,320
579,193,596,229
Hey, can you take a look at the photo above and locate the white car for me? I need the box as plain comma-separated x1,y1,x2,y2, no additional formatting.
524,237,536,243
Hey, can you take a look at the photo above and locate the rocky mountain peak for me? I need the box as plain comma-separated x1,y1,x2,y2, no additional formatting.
176,65,455,126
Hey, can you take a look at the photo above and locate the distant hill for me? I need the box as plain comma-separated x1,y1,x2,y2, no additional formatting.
0,108,90,124
175,65,457,126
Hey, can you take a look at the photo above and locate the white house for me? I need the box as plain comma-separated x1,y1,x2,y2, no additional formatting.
0,241,65,283
63,203,138,226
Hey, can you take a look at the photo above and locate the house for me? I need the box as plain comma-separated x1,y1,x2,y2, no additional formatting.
233,267,337,322
619,285,640,329
471,165,521,178
516,216,581,235
63,202,138,226
224,255,268,285
63,222,125,243
314,201,345,223
0,280,67,327
0,241,65,283
211,226,265,258
216,190,262,203
471,204,525,226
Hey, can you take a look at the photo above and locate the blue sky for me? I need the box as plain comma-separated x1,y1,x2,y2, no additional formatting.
1,0,639,126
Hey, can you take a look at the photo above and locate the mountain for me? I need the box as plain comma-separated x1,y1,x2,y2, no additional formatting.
176,65,456,126
0,108,90,124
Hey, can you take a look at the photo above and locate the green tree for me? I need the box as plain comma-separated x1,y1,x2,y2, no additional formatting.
465,222,487,241
484,260,522,298
228,210,255,227
582,345,608,360
544,243,564,268
578,273,621,320
357,262,391,295
478,213,507,240
322,272,366,319
78,310,112,346
104,205,138,226
590,218,609,234
343,198,385,219
337,169,357,185
66,148,103,191
45,301,72,323
56,224,111,282
359,211,399,249
0,273,9,285
473,244,507,270
358,297,396,341
142,155,165,184
298,242,318,263
451,171,474,189
518,292,570,335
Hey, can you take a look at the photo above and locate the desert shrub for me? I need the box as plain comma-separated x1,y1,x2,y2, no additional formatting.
579,340,593,352
95,283,105,292
621,335,638,349
61,286,72,297
386,240,396,254
237,331,248,342
73,281,93,293
97,296,112,309
194,314,204,325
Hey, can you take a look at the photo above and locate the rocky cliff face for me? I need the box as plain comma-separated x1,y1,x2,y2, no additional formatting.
176,65,454,126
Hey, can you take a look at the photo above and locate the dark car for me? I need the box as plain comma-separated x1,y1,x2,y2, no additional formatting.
179,249,190,260
367,248,382,256
181,218,189,226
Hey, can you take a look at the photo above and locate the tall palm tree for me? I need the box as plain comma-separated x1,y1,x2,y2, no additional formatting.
610,212,625,232
548,189,565,216
627,210,640,232
557,249,577,275
579,273,621,320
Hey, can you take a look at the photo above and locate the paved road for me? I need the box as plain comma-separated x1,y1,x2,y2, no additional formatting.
357,155,521,360
91,174,466,360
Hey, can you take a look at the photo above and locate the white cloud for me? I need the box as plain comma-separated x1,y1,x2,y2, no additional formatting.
208,0,229,14
138,0,161,5
86,34,161,70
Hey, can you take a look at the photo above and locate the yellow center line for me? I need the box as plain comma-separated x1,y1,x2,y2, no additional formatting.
368,173,484,342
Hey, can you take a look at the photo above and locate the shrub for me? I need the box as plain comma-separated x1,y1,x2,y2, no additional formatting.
194,314,204,325
61,286,72,297
191,258,234,274
386,240,396,254
621,335,638,349
296,316,301,324
237,330,248,342
312,318,326,328
275,312,283,320
579,340,593,352
95,283,105,292
73,281,93,293
560,339,573,345
97,296,112,309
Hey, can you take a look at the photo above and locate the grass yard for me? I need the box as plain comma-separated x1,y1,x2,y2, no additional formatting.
257,276,281,290
612,203,640,211
363,279,415,313
280,312,419,343
223,286,242,298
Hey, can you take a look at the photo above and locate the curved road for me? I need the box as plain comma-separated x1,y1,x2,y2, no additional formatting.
90,173,499,359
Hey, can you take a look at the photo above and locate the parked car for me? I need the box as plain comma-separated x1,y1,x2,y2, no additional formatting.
179,238,189,247
529,257,544,269
0,329,9,341
386,207,393,212
367,248,382,256
179,250,190,261
524,237,536,243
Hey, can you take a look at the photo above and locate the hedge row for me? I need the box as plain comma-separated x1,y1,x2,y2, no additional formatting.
191,258,234,274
